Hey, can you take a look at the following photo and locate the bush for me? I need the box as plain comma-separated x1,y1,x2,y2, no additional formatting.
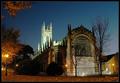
46,62,64,76
15,59,32,75
30,60,41,75
15,59,41,75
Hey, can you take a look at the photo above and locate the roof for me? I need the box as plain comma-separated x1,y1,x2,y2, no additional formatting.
72,25,92,34
101,52,119,62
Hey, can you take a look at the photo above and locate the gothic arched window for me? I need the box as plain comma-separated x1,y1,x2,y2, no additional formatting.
72,35,92,57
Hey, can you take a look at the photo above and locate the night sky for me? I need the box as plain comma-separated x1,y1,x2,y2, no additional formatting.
1,1,118,55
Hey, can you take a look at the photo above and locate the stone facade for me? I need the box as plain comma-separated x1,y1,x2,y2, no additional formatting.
102,52,119,75
66,25,98,76
36,23,99,76
38,22,52,52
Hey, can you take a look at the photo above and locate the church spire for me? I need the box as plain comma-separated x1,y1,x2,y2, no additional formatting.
68,24,71,35
42,21,45,30
38,43,40,51
50,22,52,31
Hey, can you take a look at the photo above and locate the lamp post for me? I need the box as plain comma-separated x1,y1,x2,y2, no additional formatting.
5,54,9,77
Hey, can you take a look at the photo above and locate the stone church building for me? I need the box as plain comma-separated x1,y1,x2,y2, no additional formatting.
34,22,117,76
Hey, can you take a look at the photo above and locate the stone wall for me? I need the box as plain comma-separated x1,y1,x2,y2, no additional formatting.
75,57,96,76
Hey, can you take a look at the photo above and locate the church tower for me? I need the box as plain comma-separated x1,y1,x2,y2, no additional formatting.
40,22,52,51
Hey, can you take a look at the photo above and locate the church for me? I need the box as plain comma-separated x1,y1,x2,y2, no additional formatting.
34,22,118,76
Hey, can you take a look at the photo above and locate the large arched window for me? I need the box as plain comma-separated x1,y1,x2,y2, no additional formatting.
72,35,92,57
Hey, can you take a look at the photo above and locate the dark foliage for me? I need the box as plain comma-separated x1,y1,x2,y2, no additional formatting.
15,59,32,75
46,62,64,76
12,44,34,64
17,44,34,59
22,45,34,55
30,60,42,75
15,59,41,75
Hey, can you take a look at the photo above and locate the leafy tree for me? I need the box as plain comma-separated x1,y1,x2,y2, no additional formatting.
2,1,32,17
17,44,34,59
12,44,34,66
1,26,23,64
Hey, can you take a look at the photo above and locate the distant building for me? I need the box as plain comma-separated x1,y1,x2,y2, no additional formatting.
102,52,119,75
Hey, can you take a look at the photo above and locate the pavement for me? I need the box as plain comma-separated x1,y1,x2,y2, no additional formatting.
1,70,119,82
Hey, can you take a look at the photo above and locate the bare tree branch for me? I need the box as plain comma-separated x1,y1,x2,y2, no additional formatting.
91,17,110,75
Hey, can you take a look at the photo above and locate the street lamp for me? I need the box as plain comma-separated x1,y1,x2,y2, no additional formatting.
64,64,68,76
2,67,5,71
65,64,68,68
16,64,19,67
5,54,9,77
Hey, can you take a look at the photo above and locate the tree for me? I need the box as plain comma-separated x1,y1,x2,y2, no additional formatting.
14,45,41,75
2,1,32,17
1,26,23,64
17,44,34,60
92,17,110,75
12,44,34,66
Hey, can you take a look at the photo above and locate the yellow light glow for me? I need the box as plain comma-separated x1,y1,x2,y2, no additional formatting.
1,67,5,71
65,64,68,67
16,64,19,67
5,54,9,58
112,64,115,66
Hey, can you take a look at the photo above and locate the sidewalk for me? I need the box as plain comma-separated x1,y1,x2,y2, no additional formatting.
2,71,119,82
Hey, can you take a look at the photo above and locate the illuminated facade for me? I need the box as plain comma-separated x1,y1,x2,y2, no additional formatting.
38,22,52,52
36,24,98,76
66,25,97,76
36,23,118,76
102,52,119,75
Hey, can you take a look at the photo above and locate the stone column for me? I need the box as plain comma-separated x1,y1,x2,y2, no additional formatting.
66,25,74,76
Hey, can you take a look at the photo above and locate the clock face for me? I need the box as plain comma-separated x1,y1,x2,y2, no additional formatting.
72,35,92,57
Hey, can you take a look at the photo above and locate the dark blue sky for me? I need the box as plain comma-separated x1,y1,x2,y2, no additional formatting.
2,1,118,55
